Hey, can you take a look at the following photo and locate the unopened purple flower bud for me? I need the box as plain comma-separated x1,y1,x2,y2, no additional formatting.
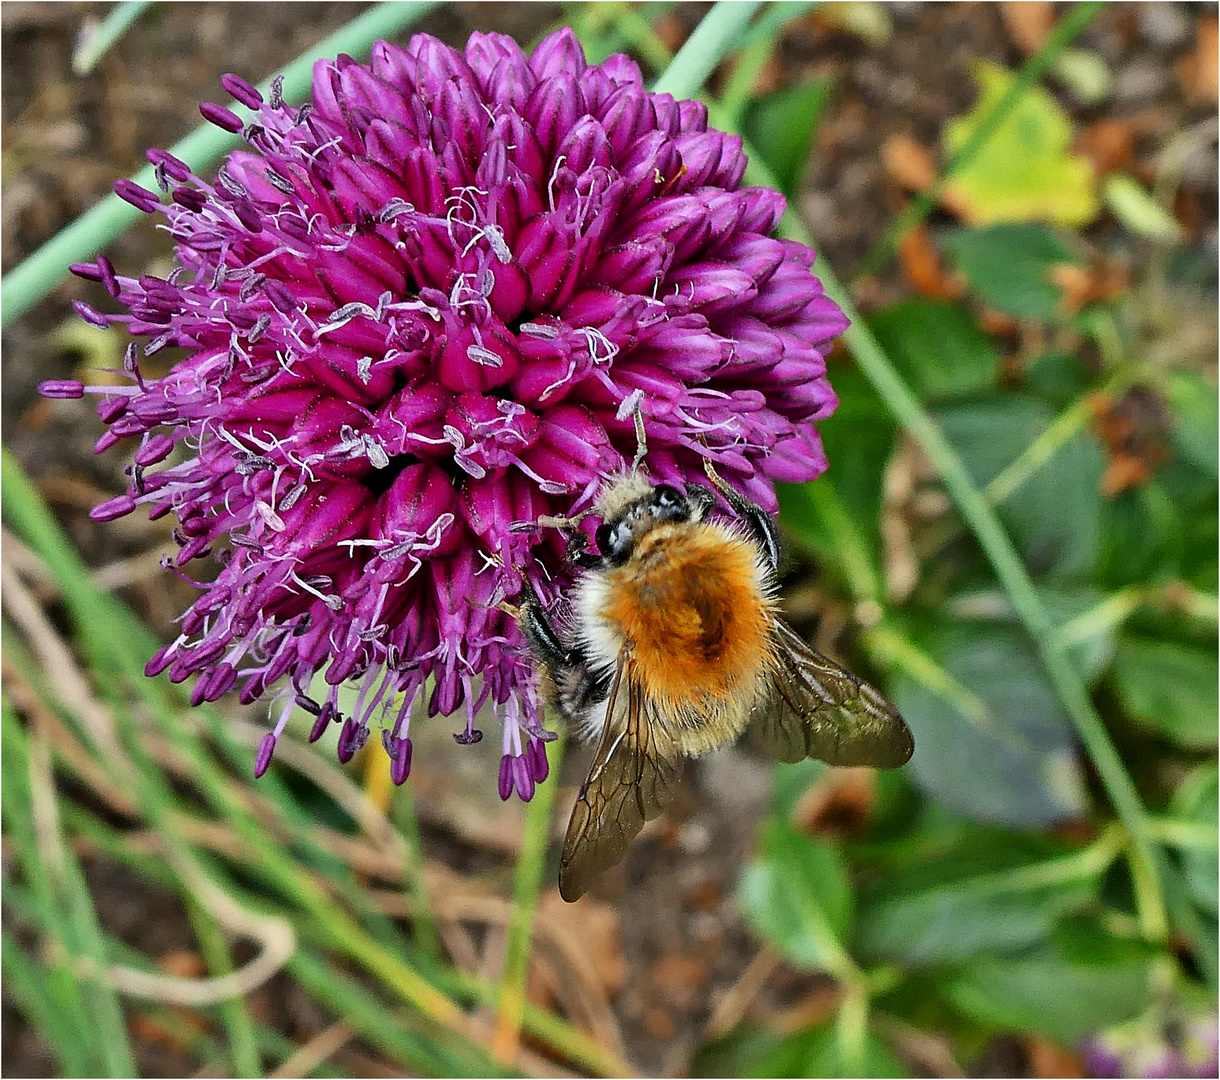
146,148,192,182
383,734,413,785
254,733,277,778
90,494,136,522
144,643,176,678
308,703,336,743
199,101,245,132
527,737,549,783
113,178,161,213
336,717,367,763
220,73,263,109
512,754,535,802
72,300,110,328
498,754,514,801
134,433,176,466
38,380,85,399
172,186,208,212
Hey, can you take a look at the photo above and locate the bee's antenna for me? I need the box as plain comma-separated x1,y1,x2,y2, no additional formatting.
617,389,648,475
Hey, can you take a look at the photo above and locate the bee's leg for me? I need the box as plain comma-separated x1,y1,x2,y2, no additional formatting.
683,482,716,520
565,531,606,571
520,594,575,672
702,459,780,574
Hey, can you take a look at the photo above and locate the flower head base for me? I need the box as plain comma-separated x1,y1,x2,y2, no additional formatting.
42,30,847,794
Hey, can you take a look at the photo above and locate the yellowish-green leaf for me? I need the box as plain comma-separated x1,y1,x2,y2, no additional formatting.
1102,173,1184,242
942,60,1100,228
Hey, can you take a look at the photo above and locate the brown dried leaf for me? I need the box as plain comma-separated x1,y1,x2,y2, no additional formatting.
1073,118,1135,177
1001,1,1055,54
790,766,877,839
882,133,937,192
1027,1036,1087,1079
897,223,966,300
538,890,626,996
1177,17,1220,104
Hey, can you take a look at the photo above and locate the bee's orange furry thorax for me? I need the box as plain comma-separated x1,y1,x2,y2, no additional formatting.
598,523,772,709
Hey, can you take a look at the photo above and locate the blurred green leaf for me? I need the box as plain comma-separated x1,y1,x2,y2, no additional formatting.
943,224,1079,320
741,1020,907,1078
1102,173,1184,242
1096,481,1184,588
942,916,1157,1041
939,396,1105,580
743,78,834,196
950,585,1119,683
1023,351,1093,405
690,1026,784,1078
1113,636,1218,749
1051,47,1112,105
740,820,853,971
854,828,1099,966
893,619,1089,827
1165,370,1220,480
869,300,999,400
942,60,1099,227
1171,766,1219,916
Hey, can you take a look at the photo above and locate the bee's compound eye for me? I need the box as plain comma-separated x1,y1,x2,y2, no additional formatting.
652,484,689,521
595,521,614,556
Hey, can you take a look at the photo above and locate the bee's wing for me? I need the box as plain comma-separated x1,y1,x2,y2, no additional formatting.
559,647,681,902
748,619,914,768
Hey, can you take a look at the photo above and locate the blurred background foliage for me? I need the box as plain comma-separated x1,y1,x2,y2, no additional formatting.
2,2,1216,1077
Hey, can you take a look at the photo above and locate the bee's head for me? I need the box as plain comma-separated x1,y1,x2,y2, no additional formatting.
594,482,705,565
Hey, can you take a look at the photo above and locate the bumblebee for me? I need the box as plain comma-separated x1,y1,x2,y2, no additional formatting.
517,453,914,902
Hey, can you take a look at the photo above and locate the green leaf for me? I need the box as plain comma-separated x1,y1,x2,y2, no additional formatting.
942,918,1157,1042
1171,766,1219,916
744,1021,907,1079
740,820,853,971
690,1026,783,1078
893,619,1089,827
938,396,1106,581
743,78,834,197
1113,636,1218,748
1023,351,1093,405
1096,482,1184,588
943,224,1079,320
1102,173,1183,242
869,300,1000,400
1165,369,1220,480
854,827,1098,966
942,60,1099,227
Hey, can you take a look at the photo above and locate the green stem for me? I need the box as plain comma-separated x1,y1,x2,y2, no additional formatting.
985,367,1142,505
494,730,567,1061
72,0,153,75
651,1,762,98
851,0,1107,281
1,1,442,327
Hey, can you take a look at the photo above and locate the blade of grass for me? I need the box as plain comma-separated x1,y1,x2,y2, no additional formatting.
851,1,1106,281
1,701,106,1075
492,729,568,1063
2,0,442,326
185,894,262,1078
71,0,153,75
390,782,445,964
0,927,94,1078
2,695,137,1076
651,0,762,98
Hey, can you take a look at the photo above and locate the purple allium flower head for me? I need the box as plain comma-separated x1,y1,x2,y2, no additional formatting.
40,30,847,791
